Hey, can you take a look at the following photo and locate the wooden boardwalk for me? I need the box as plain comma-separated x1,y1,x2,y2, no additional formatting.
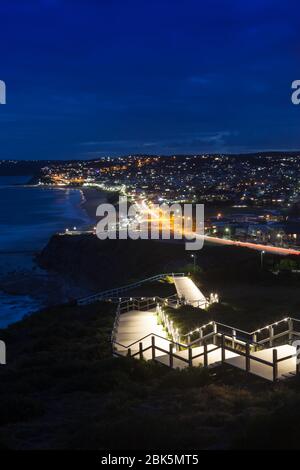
173,276,207,308
226,345,297,381
113,306,299,382
114,309,170,359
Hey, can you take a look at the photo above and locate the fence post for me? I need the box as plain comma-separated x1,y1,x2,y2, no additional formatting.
199,328,203,345
169,343,174,368
288,318,293,342
273,349,278,382
296,344,300,375
269,325,274,347
232,329,236,349
151,336,156,360
204,342,208,368
139,342,143,360
252,333,257,351
245,343,250,372
127,348,131,357
213,322,217,345
221,334,226,363
188,347,193,367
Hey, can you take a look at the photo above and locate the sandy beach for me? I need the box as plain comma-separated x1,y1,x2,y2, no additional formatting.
80,187,108,223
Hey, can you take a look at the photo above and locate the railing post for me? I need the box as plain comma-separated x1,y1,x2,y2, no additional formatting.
139,342,143,360
245,343,250,372
232,329,236,348
151,336,156,360
296,344,300,375
252,333,257,351
204,342,208,368
169,343,174,368
213,322,217,345
269,325,274,347
199,328,203,345
188,347,193,367
221,335,225,363
127,348,131,357
273,349,278,382
288,318,293,342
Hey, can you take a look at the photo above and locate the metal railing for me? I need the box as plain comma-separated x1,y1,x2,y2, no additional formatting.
77,272,184,305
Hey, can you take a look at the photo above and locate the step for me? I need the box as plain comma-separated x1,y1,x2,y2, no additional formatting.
155,345,239,370
225,344,297,381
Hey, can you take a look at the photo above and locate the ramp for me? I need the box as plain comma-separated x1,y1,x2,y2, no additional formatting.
173,276,207,308
114,309,170,359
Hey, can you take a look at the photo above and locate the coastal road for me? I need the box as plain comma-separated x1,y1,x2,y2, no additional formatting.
136,200,300,256
202,235,300,256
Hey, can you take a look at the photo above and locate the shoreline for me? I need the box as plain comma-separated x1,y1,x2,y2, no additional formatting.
23,183,110,226
80,186,107,223
0,183,103,327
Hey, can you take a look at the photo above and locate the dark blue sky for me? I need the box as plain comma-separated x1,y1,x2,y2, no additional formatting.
0,0,300,159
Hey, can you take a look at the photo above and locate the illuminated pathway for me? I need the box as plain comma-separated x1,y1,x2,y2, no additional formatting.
113,303,298,381
114,308,170,359
173,276,207,308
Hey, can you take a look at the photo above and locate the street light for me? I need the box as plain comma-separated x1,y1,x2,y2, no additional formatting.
191,254,197,272
261,250,265,269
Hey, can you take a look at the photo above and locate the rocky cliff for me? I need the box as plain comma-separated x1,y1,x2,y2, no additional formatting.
37,234,185,291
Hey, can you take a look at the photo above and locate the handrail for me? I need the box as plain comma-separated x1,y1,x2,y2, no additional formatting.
113,331,185,350
180,317,294,348
77,272,184,305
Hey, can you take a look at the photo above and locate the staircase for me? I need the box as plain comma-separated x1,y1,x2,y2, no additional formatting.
114,308,170,360
112,299,300,382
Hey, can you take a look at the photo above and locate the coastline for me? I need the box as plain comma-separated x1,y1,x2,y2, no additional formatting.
80,187,106,223
0,182,104,327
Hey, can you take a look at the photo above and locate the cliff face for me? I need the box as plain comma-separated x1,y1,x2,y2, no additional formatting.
37,234,185,290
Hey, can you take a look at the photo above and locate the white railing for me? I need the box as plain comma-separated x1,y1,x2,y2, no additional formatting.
110,294,300,382
77,273,184,305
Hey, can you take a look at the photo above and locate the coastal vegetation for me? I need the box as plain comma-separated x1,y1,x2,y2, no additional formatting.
38,236,300,330
0,237,296,448
1,297,300,449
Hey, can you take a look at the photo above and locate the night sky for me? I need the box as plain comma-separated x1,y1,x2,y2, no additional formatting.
0,0,300,159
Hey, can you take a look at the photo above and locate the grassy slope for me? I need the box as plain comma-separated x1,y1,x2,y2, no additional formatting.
175,243,300,332
1,300,300,449
2,242,300,449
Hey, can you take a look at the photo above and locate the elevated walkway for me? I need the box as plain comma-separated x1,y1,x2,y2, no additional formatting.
114,308,170,359
112,297,300,382
173,276,207,308
78,273,184,305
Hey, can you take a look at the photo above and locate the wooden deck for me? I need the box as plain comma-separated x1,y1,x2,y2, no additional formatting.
173,276,207,308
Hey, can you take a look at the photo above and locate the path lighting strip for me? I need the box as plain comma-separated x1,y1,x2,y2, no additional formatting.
181,317,291,341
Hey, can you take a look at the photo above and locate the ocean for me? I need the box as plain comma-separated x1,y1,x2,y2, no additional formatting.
0,176,92,327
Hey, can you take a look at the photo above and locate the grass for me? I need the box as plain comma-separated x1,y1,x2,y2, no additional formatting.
161,243,300,333
2,241,300,449
2,298,300,449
